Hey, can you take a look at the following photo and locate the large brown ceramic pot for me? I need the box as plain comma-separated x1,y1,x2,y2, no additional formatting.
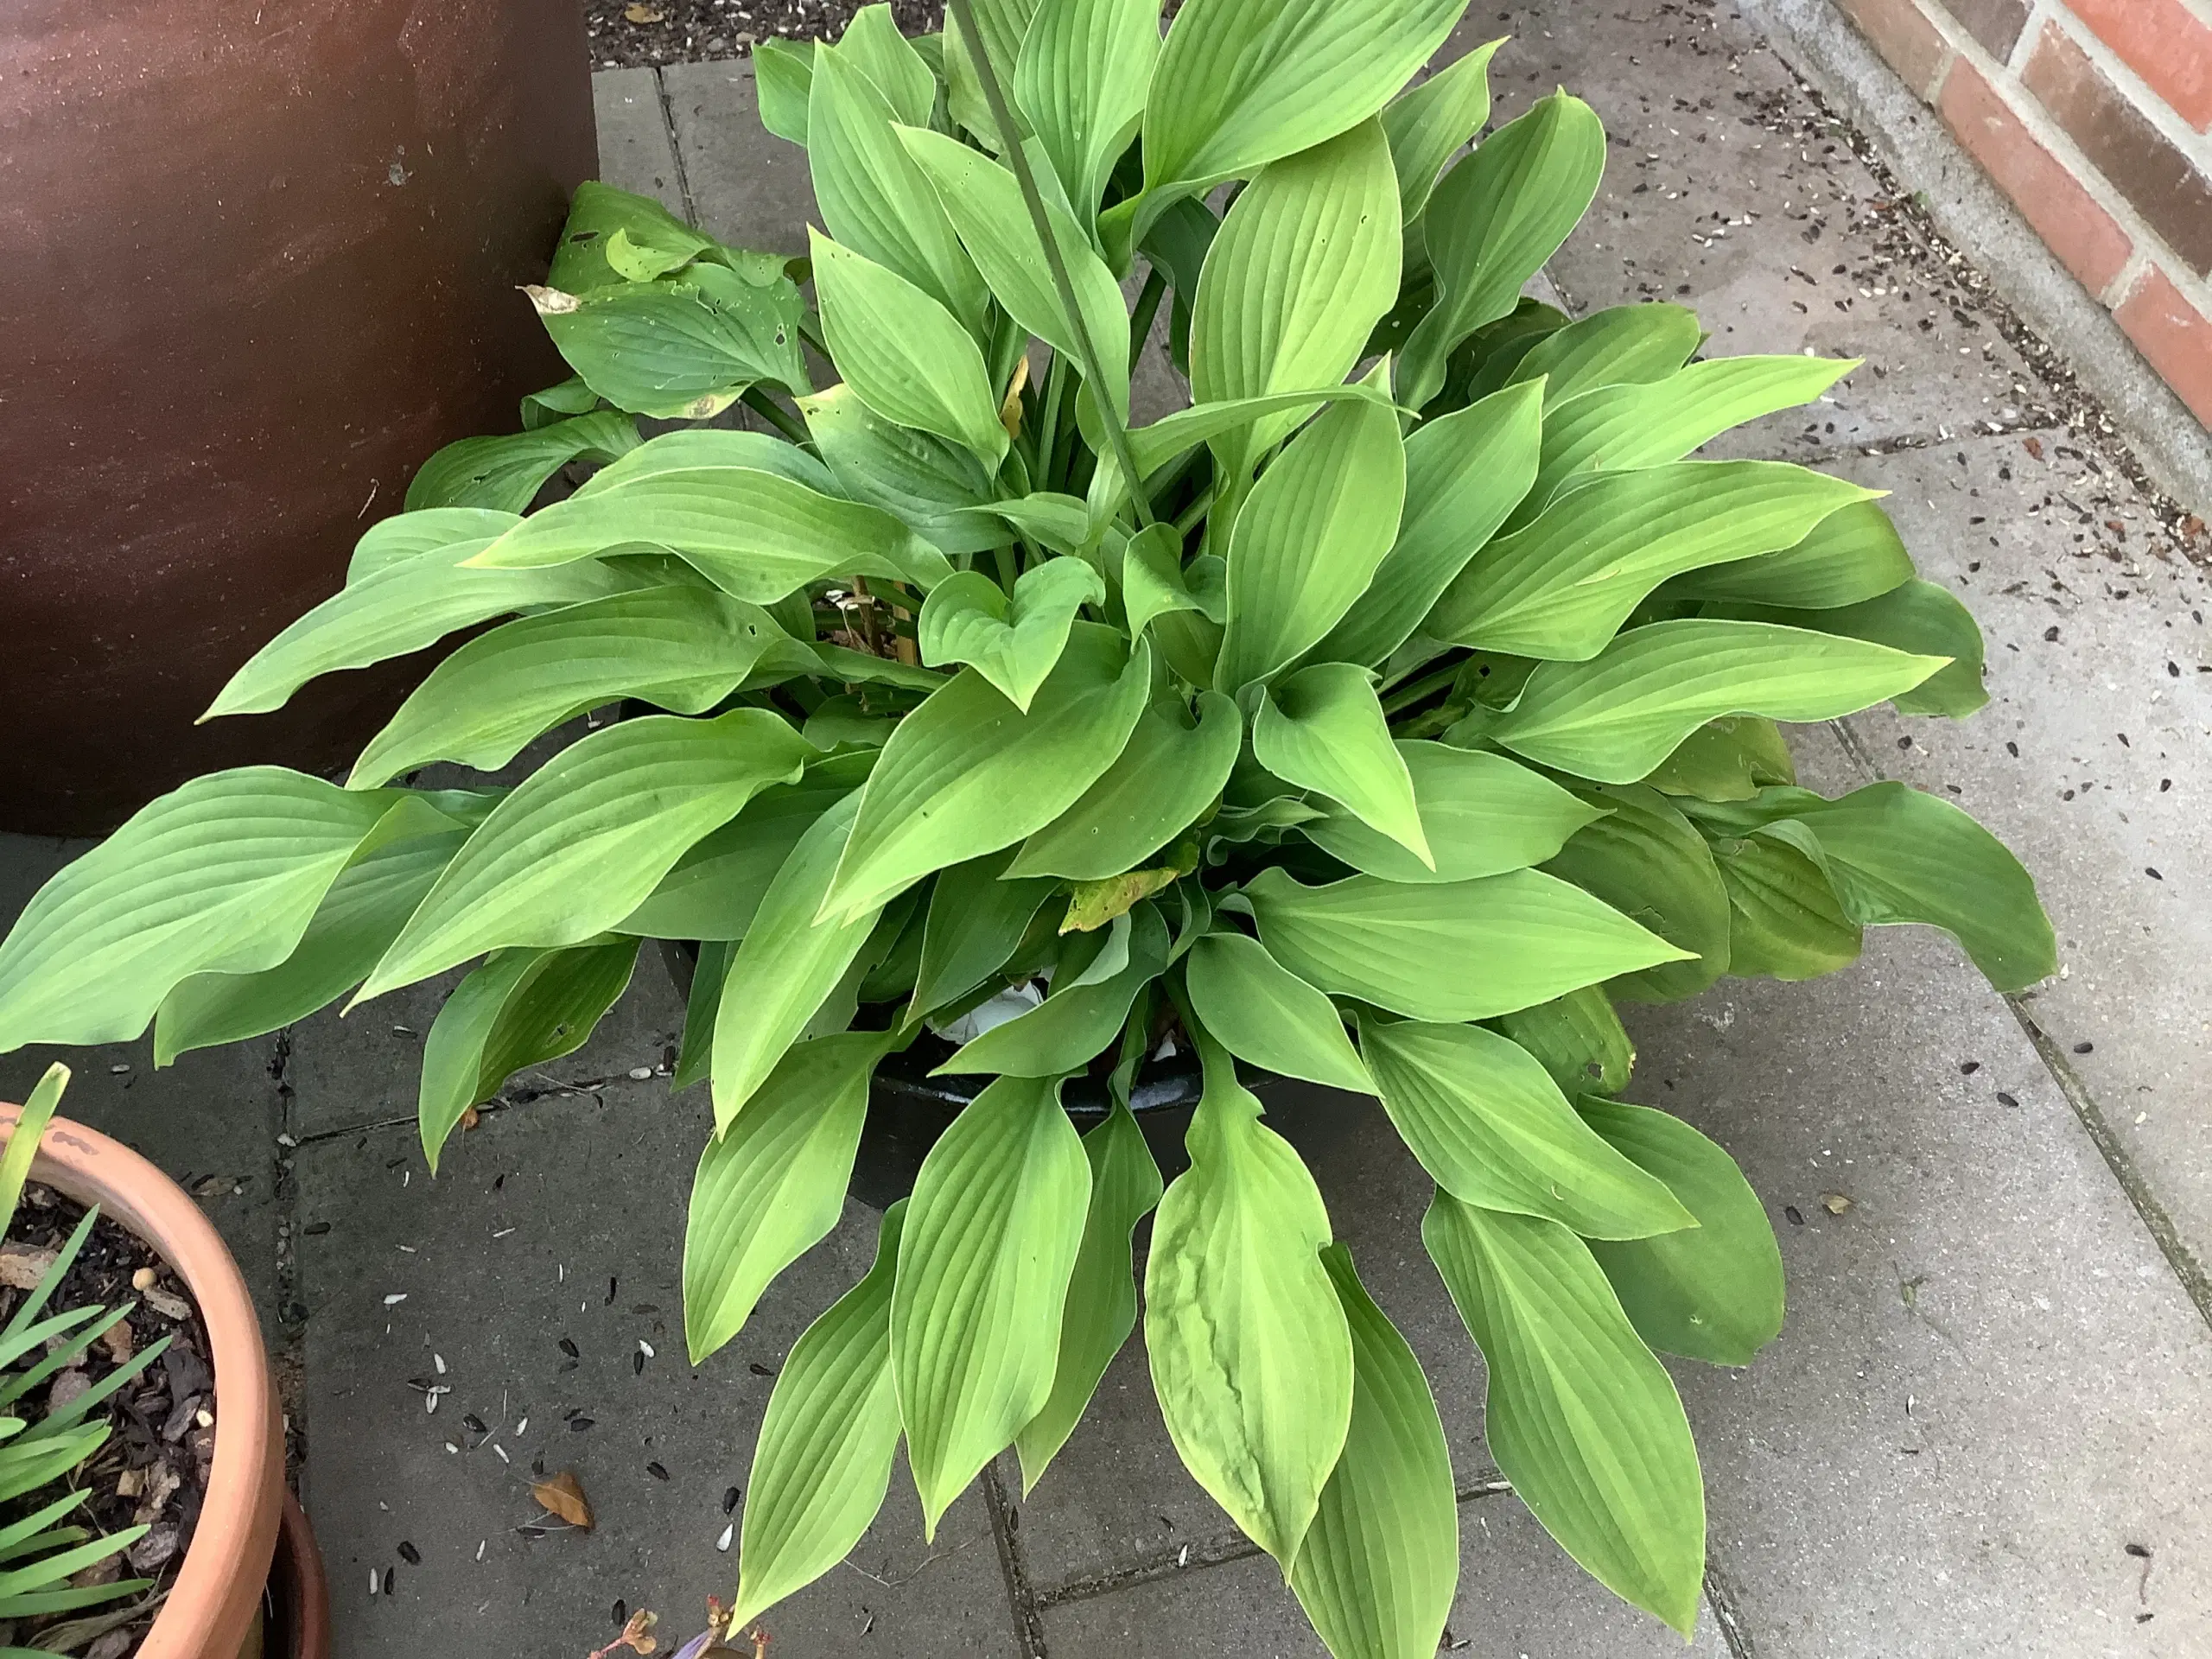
0,0,596,834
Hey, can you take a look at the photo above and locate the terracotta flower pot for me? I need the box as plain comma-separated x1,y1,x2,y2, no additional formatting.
0,1103,328,1659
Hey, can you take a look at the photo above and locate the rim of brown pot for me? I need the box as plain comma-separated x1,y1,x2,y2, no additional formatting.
0,1102,284,1659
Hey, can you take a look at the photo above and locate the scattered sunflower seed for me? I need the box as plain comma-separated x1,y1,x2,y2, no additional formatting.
638,1339,655,1359
647,1461,670,1481
559,1338,580,1358
434,1354,447,1375
627,1066,653,1081
715,1522,734,1552
383,1294,407,1306
632,1352,644,1376
722,1486,741,1515
476,1540,486,1562
570,1417,595,1432
493,1445,512,1465
398,1541,421,1565
516,1416,530,1436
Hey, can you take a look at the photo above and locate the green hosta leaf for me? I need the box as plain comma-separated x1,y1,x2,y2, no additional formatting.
1289,1244,1459,1659
1506,302,1702,408
1700,783,2055,991
1122,524,1217,639
1521,354,1855,523
1643,716,1796,803
808,43,988,334
1138,0,1465,214
898,126,1133,419
987,493,1095,555
1489,620,1948,785
526,267,810,418
1255,665,1430,867
523,376,607,429
1009,692,1241,880
349,588,799,788
911,849,1059,1015
1216,379,1406,689
893,1075,1091,1534
548,181,721,291
950,0,1039,117
938,903,1168,1076
1659,498,1914,611
1317,380,1544,668
838,3,937,124
1489,984,1634,1099
581,426,838,494
1190,123,1402,481
1739,580,1988,717
918,561,1107,711
673,938,733,1091
1381,37,1499,222
467,449,949,601
360,712,812,998
683,1029,899,1362
1016,0,1162,223
1428,461,1876,661
1400,92,1606,410
0,771,399,1051
1452,296,1571,403
825,626,1151,920
346,506,520,582
1141,194,1219,373
1243,867,1689,1023
754,37,817,144
1086,382,1396,524
417,937,639,1169
1015,1101,1165,1489
1186,931,1372,1092
1579,1097,1785,1366
1303,743,1600,885
405,411,640,515
1146,1033,1352,1566
155,804,472,1065
800,384,1008,556
1355,1015,1692,1238
618,753,874,942
1423,1194,1706,1634
1711,823,1863,981
1542,785,1732,1004
731,1200,906,1628
810,229,1009,468
712,793,886,1124
204,531,639,718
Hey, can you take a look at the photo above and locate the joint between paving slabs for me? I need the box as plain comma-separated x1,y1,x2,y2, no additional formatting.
270,1026,310,1481
1704,1561,1761,1659
652,64,701,226
982,1459,1051,1656
1824,719,2212,1338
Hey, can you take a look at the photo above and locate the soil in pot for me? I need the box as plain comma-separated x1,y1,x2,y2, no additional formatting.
0,1183,218,1658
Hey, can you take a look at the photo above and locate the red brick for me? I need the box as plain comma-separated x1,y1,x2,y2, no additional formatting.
2024,23,2212,273
2115,264,2212,428
1934,0,2032,60
1839,0,1952,99
1939,58,2135,295
2062,0,2212,132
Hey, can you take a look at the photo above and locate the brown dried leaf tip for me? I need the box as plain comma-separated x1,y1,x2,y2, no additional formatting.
588,1608,658,1658
533,1469,596,1530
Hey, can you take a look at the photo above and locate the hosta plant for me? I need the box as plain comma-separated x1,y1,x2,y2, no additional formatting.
0,0,2056,1650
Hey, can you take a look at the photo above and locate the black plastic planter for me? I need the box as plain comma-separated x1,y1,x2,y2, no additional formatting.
661,941,1232,1209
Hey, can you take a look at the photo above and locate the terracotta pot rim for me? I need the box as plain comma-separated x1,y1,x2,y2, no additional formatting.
0,1104,284,1659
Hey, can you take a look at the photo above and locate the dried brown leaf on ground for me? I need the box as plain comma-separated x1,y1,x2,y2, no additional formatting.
533,1469,595,1529
588,1607,658,1657
0,1240,57,1288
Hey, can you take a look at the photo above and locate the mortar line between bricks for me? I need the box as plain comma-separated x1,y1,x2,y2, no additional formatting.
982,1460,1049,1656
653,65,699,226
1826,718,2212,1335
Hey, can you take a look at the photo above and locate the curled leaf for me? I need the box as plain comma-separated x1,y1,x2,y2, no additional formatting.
533,1470,595,1530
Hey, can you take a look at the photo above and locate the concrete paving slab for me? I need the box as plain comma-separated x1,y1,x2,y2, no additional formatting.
1805,433,2212,1284
661,60,818,257
1460,3,2044,460
283,945,686,1142
594,67,688,213
296,1087,1020,1659
1622,914,2212,1656
1034,1490,1732,1659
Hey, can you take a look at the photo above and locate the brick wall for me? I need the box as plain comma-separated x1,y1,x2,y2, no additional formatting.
1829,0,2212,428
